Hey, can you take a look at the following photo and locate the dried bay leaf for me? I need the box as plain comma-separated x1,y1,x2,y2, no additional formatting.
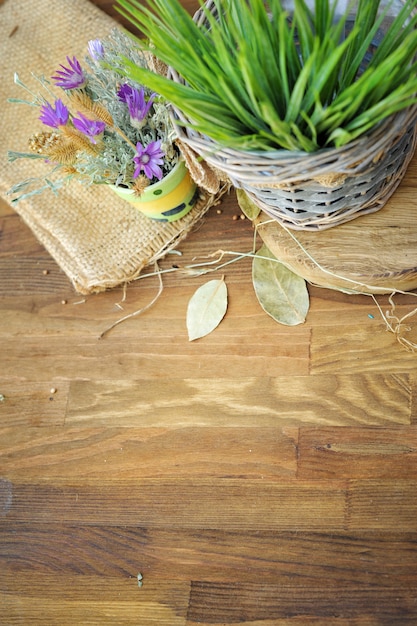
236,188,261,220
187,278,228,341
252,244,309,325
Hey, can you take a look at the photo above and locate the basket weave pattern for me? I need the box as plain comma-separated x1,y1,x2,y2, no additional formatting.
168,0,417,231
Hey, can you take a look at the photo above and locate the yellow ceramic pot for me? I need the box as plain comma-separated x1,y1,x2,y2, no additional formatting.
110,160,198,222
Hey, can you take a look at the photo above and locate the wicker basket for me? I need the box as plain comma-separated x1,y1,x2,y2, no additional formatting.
168,0,417,231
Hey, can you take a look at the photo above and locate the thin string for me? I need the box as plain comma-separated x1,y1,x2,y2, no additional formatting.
98,261,164,339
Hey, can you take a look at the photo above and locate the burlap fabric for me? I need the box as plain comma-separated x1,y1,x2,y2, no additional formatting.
0,0,227,294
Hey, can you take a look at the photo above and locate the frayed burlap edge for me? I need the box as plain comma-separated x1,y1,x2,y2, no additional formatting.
79,183,230,294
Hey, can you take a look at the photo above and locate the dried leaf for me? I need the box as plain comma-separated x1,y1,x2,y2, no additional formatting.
236,188,261,220
187,278,228,341
252,244,309,326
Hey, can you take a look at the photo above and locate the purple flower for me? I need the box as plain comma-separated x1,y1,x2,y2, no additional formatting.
117,83,134,103
88,39,104,62
118,84,154,128
72,113,105,143
39,99,69,128
133,140,165,180
52,56,85,90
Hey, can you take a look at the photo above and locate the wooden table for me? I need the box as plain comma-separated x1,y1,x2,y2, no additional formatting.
2,1,417,624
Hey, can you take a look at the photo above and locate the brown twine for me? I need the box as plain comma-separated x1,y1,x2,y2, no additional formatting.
255,216,417,352
379,294,417,353
312,173,348,188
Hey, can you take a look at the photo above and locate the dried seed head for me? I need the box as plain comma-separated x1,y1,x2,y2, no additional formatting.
132,175,150,197
28,131,80,165
60,126,101,156
68,91,114,126
28,131,60,154
47,139,79,165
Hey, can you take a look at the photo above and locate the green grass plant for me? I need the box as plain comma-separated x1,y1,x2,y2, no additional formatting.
116,0,417,152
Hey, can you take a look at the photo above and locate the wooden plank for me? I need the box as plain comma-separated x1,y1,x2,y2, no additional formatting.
2,479,346,530
0,426,298,479
305,286,417,356
1,288,281,336
0,210,45,257
186,615,388,626
311,323,417,373
307,286,407,326
1,346,309,380
66,374,411,427
411,373,417,425
0,381,68,427
0,573,189,626
3,524,417,588
186,582,417,624
0,296,311,380
0,257,71,295
298,426,417,479
347,480,417,531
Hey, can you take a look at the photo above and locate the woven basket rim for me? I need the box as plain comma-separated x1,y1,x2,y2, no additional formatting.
169,93,417,161
168,95,417,188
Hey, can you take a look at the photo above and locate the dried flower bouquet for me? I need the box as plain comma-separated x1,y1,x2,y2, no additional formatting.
7,29,179,204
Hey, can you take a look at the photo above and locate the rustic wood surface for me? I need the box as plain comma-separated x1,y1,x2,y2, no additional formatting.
2,1,417,624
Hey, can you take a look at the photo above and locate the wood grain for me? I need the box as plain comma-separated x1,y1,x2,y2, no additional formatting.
0,426,298,479
187,582,417,625
0,381,69,427
2,479,347,529
4,524,417,586
65,373,411,427
298,426,417,479
1,573,190,625
2,0,417,623
347,480,417,531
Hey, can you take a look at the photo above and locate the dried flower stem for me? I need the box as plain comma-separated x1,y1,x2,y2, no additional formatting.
110,124,137,151
98,262,164,339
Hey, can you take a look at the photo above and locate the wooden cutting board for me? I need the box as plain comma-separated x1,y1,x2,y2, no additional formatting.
255,148,417,294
